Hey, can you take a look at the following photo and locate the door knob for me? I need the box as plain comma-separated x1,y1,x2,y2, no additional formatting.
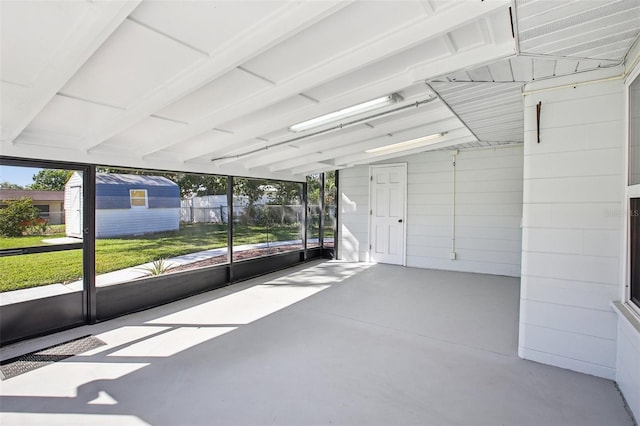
398,219,403,223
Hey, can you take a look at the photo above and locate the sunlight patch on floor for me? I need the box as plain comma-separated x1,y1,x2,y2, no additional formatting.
1,413,150,426
109,326,236,358
0,362,148,398
87,390,118,405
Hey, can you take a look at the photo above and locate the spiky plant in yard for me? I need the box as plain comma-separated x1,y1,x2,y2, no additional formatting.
139,258,172,276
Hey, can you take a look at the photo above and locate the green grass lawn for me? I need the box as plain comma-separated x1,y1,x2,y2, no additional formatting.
0,224,67,249
1,223,303,292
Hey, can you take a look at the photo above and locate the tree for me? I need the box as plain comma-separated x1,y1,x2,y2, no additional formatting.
174,175,227,197
269,181,301,205
307,175,321,205
97,167,227,197
268,181,302,225
234,178,266,224
29,169,73,191
0,197,40,236
324,170,336,206
0,181,25,190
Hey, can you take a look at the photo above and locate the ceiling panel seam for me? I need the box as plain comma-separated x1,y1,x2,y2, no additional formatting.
76,1,353,153
137,1,513,159
424,82,480,143
125,16,210,56
4,0,142,144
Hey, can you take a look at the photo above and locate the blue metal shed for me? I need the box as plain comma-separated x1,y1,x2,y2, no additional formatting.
65,172,180,238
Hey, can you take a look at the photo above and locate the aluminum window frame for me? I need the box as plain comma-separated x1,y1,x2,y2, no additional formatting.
625,63,640,314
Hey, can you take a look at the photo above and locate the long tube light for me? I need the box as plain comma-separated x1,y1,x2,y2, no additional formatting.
211,96,435,165
289,94,401,132
365,132,446,154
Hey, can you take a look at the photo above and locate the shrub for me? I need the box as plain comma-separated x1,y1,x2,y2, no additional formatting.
139,258,172,276
26,217,49,235
0,198,40,237
262,205,292,227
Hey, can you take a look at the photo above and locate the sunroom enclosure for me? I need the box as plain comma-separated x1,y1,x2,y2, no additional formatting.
0,158,337,345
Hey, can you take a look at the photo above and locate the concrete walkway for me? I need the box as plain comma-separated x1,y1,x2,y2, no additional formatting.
92,239,306,288
0,262,634,425
0,239,314,306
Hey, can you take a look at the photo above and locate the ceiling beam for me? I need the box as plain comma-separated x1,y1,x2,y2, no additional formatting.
134,0,511,160
289,126,471,174
410,41,516,83
245,107,456,171
288,163,348,176
3,1,141,144
80,0,352,152
214,101,448,170
176,76,433,163
328,132,478,170
152,80,426,164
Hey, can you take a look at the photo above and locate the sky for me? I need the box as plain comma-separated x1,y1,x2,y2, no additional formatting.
0,166,43,187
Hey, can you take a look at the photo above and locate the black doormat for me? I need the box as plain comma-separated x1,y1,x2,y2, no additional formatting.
0,335,106,380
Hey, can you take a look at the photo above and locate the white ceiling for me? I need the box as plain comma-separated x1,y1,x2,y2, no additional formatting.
1,0,639,181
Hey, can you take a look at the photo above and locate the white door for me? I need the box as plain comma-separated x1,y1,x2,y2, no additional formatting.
68,186,83,238
370,164,406,265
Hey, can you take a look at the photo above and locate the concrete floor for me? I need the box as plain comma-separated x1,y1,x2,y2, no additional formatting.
0,261,634,426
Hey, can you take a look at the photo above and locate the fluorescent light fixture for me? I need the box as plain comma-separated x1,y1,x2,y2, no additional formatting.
289,94,401,132
365,132,445,154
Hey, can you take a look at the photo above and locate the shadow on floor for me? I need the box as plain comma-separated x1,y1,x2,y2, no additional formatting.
0,261,633,426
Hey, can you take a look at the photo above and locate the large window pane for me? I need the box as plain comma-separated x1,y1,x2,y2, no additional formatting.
323,171,337,248
1,166,75,247
233,178,303,261
0,250,83,292
307,174,321,248
630,75,640,185
94,168,228,285
1,165,83,293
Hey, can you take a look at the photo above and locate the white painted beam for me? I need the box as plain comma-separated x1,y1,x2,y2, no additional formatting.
177,76,433,163
2,0,142,144
265,117,463,173
134,0,511,160
80,1,351,152
410,42,516,83
327,128,474,169
237,102,453,170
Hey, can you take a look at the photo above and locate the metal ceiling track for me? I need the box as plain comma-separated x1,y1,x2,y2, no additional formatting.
211,96,438,164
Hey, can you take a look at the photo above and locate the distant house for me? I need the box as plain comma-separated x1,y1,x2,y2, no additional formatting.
65,172,180,238
0,189,65,225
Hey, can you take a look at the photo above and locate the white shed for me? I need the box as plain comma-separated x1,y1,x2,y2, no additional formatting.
65,172,180,238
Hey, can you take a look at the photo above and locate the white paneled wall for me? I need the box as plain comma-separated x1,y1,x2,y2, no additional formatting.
408,148,523,276
520,79,625,380
339,145,524,277
614,304,640,418
96,208,180,238
339,165,370,262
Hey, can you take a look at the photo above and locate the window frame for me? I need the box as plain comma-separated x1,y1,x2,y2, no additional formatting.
625,63,640,315
129,189,148,208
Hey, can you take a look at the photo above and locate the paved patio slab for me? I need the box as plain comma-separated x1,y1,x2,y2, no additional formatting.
0,262,634,426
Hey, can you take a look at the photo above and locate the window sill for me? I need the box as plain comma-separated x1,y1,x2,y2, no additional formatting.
611,300,640,334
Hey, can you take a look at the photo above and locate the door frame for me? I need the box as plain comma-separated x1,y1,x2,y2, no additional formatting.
68,184,83,238
0,157,95,345
368,163,407,266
